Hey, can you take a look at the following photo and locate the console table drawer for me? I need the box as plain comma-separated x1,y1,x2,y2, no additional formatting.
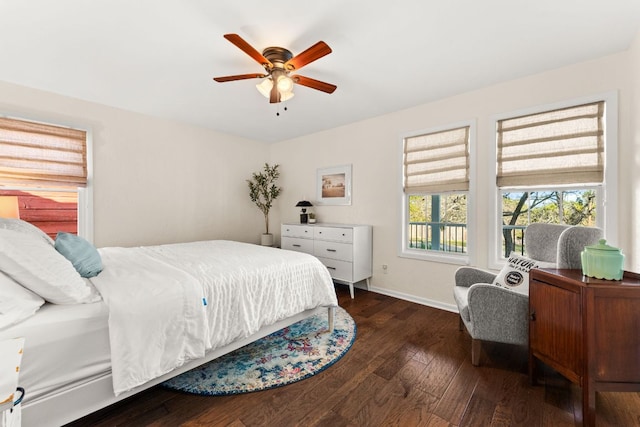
314,226,353,243
316,257,353,282
313,240,353,262
281,237,314,254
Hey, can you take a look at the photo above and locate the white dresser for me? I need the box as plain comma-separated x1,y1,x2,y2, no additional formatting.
281,223,372,298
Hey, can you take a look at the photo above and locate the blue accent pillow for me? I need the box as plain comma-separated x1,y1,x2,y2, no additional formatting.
54,232,103,278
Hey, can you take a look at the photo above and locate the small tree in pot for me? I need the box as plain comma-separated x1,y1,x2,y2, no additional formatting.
247,163,282,246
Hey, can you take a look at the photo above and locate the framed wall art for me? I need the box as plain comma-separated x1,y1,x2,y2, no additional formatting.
316,164,352,205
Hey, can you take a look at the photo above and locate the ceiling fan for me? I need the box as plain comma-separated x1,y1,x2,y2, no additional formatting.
213,33,337,104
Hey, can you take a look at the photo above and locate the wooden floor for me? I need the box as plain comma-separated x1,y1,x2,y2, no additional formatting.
68,286,640,427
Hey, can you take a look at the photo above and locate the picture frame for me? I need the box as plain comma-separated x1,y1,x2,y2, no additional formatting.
316,164,352,205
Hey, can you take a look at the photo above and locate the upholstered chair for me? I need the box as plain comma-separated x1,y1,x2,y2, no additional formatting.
453,223,602,366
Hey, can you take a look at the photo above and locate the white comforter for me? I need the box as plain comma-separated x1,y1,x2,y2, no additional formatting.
90,240,338,395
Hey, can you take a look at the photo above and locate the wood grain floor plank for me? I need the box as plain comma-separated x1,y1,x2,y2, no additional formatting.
432,358,479,424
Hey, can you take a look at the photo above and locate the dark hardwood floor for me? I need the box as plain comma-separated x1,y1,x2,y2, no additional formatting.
67,286,640,426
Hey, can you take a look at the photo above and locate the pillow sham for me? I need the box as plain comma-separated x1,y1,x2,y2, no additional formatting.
0,271,45,329
0,228,101,304
0,218,54,246
55,232,103,278
492,253,556,296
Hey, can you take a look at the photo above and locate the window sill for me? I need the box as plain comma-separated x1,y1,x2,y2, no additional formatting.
399,248,469,266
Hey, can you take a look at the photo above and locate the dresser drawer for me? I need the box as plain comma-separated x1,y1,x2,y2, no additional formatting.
314,226,353,243
281,237,314,254
313,240,353,262
281,224,314,239
316,256,353,282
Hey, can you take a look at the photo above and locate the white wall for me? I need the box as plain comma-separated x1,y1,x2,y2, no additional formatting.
630,31,640,272
271,48,636,309
0,81,270,248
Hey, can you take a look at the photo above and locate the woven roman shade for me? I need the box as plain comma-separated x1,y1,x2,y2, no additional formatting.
497,101,604,187
0,117,87,188
404,126,469,193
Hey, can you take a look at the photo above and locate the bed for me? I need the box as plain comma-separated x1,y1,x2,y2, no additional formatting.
0,220,338,427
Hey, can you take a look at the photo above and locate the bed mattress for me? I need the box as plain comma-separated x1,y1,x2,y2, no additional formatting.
0,301,110,405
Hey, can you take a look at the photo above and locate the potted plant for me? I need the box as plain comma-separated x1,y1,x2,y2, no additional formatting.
247,163,282,246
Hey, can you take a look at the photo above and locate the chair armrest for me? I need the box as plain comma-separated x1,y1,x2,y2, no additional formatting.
455,267,497,288
466,284,529,345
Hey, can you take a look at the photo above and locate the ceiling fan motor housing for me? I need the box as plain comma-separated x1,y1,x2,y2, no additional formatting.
262,47,294,71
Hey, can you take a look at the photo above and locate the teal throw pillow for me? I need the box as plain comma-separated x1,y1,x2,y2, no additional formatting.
54,232,103,278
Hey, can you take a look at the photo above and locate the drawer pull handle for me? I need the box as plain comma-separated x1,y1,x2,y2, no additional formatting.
326,266,336,270
293,244,301,248
530,311,536,321
326,249,337,252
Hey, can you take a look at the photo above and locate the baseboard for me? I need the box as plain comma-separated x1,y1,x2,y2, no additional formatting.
363,284,459,313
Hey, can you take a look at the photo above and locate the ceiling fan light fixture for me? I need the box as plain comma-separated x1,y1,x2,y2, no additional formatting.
280,90,294,102
256,78,273,98
276,75,294,93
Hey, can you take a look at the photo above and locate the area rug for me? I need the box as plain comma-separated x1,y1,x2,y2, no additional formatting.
162,306,356,395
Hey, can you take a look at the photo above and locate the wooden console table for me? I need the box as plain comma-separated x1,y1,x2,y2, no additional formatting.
529,268,640,426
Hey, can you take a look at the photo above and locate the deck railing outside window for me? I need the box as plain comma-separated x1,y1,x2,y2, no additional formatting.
408,222,467,253
408,223,527,255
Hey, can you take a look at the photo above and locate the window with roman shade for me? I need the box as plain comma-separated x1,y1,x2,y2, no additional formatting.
401,124,471,261
404,126,470,193
0,116,90,239
497,101,604,187
0,117,87,188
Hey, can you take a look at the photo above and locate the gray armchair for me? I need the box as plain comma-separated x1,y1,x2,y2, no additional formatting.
453,223,602,366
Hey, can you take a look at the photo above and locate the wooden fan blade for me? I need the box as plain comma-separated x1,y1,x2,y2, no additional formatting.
284,41,332,71
292,75,337,94
223,34,272,68
213,73,266,82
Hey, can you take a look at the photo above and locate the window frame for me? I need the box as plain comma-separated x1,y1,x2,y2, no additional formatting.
399,119,476,265
489,92,618,270
0,112,94,242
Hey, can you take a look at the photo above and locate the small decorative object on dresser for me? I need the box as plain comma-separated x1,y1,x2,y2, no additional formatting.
580,239,624,280
281,223,372,298
295,200,313,224
247,163,282,246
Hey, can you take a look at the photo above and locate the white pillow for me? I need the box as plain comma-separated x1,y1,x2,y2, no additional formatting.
0,271,45,329
0,218,54,246
492,253,556,296
0,228,101,304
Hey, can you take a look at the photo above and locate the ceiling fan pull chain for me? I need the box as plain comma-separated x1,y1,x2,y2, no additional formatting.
276,102,289,117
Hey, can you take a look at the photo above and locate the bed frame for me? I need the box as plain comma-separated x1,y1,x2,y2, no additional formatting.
22,306,335,427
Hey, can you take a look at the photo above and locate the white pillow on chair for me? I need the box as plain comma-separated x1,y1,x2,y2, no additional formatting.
492,253,556,296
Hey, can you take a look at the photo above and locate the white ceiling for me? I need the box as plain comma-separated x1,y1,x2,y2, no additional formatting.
1,1,639,143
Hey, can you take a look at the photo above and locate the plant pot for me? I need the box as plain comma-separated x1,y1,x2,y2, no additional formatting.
261,233,274,247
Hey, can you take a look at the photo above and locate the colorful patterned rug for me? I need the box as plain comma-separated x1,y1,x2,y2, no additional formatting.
162,306,356,395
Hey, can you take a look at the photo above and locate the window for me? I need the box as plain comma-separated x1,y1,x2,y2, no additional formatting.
500,188,598,257
0,115,92,240
492,94,617,265
401,123,472,263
